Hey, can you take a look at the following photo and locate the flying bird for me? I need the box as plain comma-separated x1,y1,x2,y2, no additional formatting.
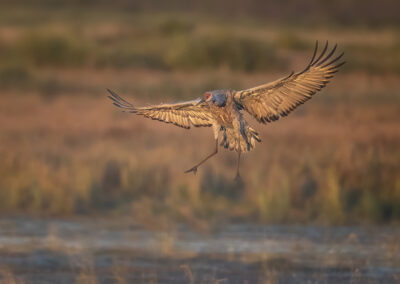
108,41,344,178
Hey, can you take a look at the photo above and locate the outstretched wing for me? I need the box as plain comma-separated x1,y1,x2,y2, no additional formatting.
233,41,345,123
107,89,213,129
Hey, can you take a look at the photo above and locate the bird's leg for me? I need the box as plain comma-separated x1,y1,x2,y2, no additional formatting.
235,150,241,180
185,139,218,175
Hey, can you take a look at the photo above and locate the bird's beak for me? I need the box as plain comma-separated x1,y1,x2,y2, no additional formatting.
196,98,205,105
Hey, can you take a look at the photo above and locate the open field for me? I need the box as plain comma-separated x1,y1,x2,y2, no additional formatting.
1,70,399,226
0,4,399,225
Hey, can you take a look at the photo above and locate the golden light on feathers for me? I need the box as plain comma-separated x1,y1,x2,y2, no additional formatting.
108,41,345,178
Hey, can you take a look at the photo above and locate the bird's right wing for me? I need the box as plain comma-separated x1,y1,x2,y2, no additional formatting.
107,89,213,129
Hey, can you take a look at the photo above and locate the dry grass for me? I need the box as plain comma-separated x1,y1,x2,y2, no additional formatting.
0,267,22,284
0,3,399,227
0,69,399,226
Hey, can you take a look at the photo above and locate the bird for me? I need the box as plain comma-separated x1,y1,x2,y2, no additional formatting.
108,41,344,179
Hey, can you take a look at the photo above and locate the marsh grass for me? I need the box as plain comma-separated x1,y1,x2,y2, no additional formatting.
0,267,22,284
18,33,88,67
69,253,97,284
0,90,399,226
0,7,399,80
0,64,33,89
0,4,399,227
165,34,285,71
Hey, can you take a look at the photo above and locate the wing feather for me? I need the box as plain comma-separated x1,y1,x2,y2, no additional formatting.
233,41,345,123
107,89,213,129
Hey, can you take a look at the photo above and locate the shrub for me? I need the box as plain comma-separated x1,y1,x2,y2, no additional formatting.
277,31,310,50
95,49,167,69
158,18,194,35
166,35,286,71
0,64,32,89
18,33,88,67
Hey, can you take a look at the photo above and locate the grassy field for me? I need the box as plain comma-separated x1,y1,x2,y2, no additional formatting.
0,2,400,229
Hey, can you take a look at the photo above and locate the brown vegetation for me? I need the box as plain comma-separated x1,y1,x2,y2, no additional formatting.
0,70,399,226
0,3,399,227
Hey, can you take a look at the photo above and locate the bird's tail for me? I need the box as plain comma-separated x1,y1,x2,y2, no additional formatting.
221,125,261,153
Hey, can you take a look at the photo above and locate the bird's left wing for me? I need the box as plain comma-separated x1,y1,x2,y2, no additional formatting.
233,41,345,123
107,89,213,129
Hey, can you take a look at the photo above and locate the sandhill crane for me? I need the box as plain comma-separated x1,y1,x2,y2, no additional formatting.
108,41,344,178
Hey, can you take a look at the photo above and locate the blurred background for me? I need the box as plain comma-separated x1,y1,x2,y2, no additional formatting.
0,0,400,283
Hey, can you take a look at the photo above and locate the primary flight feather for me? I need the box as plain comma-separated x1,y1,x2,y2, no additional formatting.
108,41,345,178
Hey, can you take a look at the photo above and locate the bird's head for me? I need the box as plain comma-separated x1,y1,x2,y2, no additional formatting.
201,90,228,107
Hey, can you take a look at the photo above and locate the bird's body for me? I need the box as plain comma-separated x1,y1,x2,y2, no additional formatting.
108,41,344,178
201,90,260,153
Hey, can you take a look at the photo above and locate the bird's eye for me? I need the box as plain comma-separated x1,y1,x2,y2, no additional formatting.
204,93,211,100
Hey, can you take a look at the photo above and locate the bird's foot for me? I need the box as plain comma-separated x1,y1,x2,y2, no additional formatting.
234,173,242,182
184,166,198,175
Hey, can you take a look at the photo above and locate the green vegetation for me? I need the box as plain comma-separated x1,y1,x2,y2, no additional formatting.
0,6,399,84
0,64,32,89
166,35,285,71
18,33,88,67
0,29,286,72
